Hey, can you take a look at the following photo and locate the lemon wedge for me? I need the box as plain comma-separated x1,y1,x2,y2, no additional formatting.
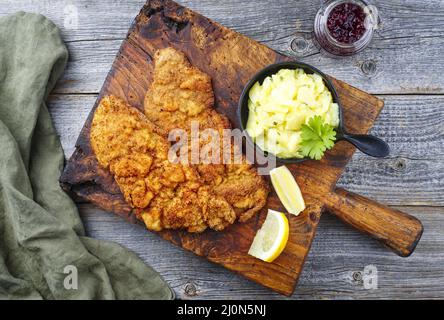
270,166,306,216
248,209,289,263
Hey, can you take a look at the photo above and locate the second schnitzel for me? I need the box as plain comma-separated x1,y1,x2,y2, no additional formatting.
144,48,269,223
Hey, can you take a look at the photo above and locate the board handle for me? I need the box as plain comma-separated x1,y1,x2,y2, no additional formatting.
325,188,423,257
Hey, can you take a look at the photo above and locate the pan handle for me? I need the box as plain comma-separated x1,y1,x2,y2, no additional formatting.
324,188,423,257
338,133,390,158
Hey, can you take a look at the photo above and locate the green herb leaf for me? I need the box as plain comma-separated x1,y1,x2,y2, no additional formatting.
300,116,337,160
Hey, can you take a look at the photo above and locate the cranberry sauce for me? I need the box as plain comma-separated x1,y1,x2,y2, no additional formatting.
327,3,367,44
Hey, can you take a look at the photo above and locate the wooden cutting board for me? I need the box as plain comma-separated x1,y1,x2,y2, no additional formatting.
60,0,423,296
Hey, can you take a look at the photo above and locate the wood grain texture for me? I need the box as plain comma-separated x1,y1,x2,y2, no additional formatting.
58,0,424,296
325,188,423,257
78,204,443,299
1,0,442,95
1,0,442,299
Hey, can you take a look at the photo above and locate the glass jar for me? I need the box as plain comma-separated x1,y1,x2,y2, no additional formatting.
314,0,379,56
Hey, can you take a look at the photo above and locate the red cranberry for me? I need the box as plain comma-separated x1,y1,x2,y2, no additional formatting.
327,2,367,44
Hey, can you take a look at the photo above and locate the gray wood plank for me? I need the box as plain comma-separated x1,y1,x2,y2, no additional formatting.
78,203,444,299
47,94,444,206
0,0,144,41
1,0,442,300
1,0,442,94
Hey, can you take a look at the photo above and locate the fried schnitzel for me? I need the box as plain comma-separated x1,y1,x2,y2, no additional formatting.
90,96,168,209
90,48,268,233
144,48,268,223
91,96,237,232
144,47,219,134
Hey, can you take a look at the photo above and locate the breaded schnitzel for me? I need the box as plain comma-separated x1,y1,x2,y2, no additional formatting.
91,96,237,232
90,48,268,233
144,47,268,223
90,96,168,209
144,47,219,133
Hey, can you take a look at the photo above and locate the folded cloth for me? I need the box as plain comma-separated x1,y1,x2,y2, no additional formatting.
0,12,174,300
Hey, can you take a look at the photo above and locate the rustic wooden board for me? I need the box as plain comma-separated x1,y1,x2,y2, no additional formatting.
60,0,393,295
1,0,436,299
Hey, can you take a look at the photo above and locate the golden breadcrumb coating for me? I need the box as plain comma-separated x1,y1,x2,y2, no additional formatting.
144,47,217,133
91,96,236,232
144,47,268,223
90,48,268,233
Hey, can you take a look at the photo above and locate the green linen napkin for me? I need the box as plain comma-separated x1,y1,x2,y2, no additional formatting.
0,12,174,300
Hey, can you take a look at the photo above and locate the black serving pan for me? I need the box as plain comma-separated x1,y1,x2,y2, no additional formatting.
238,61,390,163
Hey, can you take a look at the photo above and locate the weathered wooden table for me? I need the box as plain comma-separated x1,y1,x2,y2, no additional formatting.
1,0,442,299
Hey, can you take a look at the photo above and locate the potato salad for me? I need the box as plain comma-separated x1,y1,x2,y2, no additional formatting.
246,68,340,159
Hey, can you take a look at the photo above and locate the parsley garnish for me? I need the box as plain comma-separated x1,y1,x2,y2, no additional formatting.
300,116,337,160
